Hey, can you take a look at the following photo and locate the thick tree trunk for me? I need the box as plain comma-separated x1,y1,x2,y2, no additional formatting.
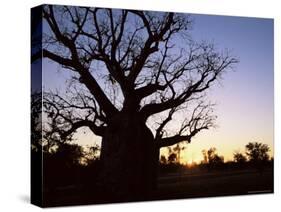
98,112,159,202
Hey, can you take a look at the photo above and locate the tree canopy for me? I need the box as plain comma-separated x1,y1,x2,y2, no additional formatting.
246,142,270,162
42,5,238,149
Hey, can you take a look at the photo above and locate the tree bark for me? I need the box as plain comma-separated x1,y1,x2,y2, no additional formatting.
97,112,159,202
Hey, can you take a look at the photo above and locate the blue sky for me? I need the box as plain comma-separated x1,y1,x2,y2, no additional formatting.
180,14,274,162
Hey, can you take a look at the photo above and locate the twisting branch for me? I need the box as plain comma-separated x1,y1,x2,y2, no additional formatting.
43,92,106,143
140,45,238,120
43,5,118,117
127,12,175,84
42,5,238,149
156,102,216,148
155,107,177,141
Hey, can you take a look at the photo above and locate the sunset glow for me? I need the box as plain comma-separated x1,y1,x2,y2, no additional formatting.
32,4,275,205
43,12,274,164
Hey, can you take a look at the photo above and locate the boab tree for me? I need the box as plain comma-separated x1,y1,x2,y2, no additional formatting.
42,5,237,200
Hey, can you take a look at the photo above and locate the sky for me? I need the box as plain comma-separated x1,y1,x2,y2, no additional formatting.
42,11,274,163
177,14,274,163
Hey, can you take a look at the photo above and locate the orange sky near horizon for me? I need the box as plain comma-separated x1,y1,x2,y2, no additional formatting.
71,105,274,165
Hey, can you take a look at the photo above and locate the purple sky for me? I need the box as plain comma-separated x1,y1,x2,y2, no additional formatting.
180,14,274,162
42,10,274,162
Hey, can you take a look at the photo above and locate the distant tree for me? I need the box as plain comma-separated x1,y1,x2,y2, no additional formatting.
160,155,167,164
166,144,186,164
81,144,101,165
206,147,217,162
202,149,208,164
202,147,224,169
233,151,247,164
245,142,270,163
54,143,84,166
210,154,224,165
168,153,177,164
43,143,85,189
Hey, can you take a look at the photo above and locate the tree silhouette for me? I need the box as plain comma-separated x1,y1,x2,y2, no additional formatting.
245,142,270,169
42,5,237,200
83,145,101,164
160,155,167,164
233,151,247,164
202,147,224,169
166,144,185,164
168,153,177,164
31,92,42,152
43,143,85,191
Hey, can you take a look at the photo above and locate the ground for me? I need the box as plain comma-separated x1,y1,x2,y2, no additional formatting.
42,167,273,207
155,168,273,200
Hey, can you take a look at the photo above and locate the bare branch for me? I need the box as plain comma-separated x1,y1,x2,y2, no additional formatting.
127,12,175,84
155,108,177,141
43,92,106,141
156,102,216,148
140,45,238,120
42,5,238,150
60,120,106,139
43,5,119,117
